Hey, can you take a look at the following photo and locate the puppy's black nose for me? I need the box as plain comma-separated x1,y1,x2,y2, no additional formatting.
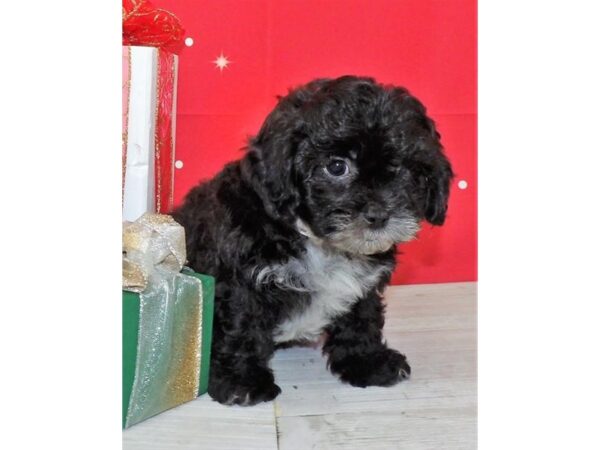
364,207,390,228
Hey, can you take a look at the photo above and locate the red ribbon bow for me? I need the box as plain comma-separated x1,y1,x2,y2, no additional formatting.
123,0,185,54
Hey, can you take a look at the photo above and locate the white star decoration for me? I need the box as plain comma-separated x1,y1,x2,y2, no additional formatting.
213,52,231,72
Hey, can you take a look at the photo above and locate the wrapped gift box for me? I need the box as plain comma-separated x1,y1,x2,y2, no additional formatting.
123,269,214,428
122,45,178,221
122,213,214,428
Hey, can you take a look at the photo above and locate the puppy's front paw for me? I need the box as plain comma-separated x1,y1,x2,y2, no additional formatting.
208,367,282,406
329,348,411,388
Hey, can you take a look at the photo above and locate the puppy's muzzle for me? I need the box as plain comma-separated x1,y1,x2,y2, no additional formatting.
363,206,390,229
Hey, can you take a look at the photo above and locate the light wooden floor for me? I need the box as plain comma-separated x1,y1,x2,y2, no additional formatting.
123,282,477,450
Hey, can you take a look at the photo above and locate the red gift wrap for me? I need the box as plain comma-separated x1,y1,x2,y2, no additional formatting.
123,0,185,55
154,49,177,213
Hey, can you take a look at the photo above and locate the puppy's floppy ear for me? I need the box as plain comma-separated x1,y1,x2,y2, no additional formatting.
386,87,453,226
422,150,453,225
407,117,453,226
241,96,305,223
242,79,332,222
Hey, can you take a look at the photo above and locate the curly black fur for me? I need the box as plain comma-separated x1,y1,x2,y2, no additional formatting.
171,76,452,405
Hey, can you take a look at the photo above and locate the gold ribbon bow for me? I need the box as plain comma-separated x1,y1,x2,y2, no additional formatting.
122,213,186,292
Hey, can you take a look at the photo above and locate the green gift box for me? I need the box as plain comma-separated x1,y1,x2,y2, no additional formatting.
122,269,214,428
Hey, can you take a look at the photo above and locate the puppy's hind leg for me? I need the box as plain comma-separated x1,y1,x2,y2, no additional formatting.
323,289,411,387
207,287,281,406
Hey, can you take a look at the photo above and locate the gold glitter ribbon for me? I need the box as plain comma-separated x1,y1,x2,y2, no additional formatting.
123,213,204,427
122,213,186,292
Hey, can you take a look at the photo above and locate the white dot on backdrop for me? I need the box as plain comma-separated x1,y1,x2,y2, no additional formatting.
458,180,468,190
175,160,184,169
185,37,194,47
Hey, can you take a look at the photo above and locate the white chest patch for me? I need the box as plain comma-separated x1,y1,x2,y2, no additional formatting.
254,242,388,343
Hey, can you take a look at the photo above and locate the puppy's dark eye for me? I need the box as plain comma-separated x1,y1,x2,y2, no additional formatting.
325,159,349,177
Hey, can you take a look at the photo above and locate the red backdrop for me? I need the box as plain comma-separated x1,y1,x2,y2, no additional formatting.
154,0,477,285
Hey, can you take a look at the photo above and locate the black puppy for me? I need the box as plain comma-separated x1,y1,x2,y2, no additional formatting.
172,76,452,406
